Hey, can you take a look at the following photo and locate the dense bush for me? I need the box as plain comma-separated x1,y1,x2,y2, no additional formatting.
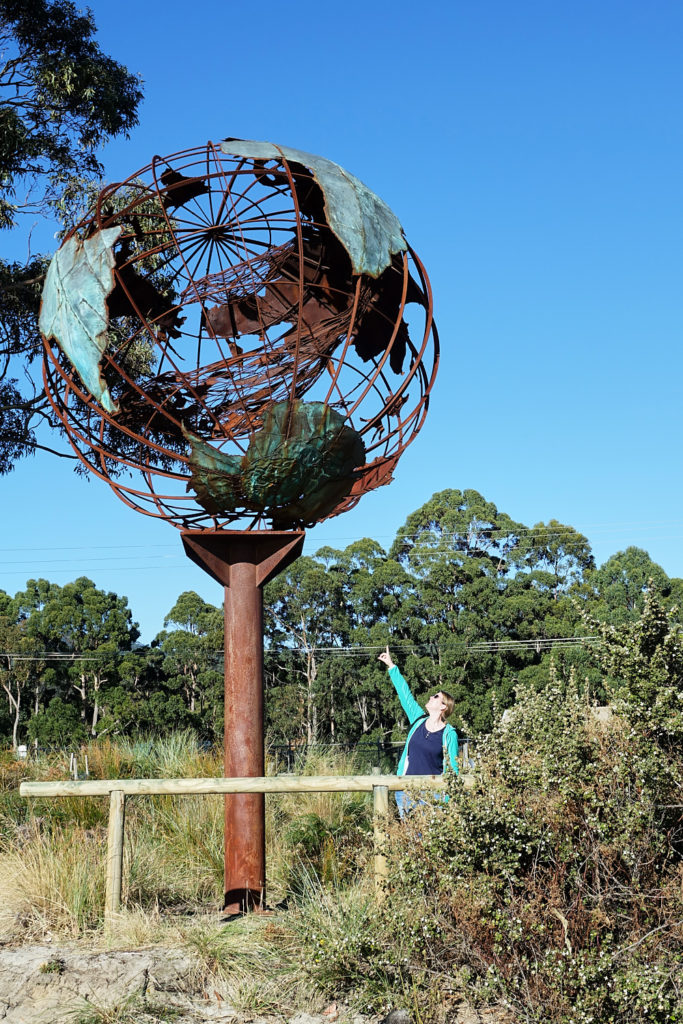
291,603,683,1022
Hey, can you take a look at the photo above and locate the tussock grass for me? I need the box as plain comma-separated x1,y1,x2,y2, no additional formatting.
266,746,372,894
80,731,222,781
65,994,180,1024
0,735,373,941
0,735,375,1019
0,818,106,936
181,916,308,1014
125,794,224,907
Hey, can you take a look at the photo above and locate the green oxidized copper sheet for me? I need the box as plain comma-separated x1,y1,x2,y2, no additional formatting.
186,401,366,525
219,139,406,278
39,226,123,414
183,427,243,516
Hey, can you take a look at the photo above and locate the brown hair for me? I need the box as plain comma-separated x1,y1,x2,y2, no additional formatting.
440,691,455,721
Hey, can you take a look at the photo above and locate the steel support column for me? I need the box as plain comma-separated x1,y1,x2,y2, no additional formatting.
181,529,305,913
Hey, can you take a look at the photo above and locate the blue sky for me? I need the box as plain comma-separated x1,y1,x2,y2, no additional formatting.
2,0,683,641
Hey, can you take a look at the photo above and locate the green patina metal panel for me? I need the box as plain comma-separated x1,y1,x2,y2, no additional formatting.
39,226,123,414
220,139,406,278
186,401,365,526
182,427,243,516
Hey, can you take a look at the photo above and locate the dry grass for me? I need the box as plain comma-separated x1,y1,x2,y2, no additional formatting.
0,736,375,1019
0,736,372,940
0,818,106,936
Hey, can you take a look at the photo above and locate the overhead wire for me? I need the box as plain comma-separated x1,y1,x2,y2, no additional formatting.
1,516,683,557
0,635,603,661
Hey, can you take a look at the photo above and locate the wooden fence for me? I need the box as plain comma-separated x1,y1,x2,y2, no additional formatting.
19,773,464,927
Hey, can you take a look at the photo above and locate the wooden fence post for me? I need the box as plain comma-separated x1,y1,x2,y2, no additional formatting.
105,789,126,928
20,774,457,920
373,784,389,898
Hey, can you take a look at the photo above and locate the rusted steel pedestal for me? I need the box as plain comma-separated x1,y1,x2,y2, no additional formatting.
181,529,305,913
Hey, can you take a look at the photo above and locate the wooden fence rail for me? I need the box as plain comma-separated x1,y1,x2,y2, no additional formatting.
20,773,458,927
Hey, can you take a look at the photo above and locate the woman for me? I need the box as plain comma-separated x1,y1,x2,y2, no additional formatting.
378,646,458,817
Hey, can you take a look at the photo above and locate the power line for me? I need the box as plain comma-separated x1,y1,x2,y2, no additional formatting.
0,564,188,575
0,561,184,569
318,520,683,543
1,518,683,557
285,637,602,656
0,636,603,662
0,543,178,553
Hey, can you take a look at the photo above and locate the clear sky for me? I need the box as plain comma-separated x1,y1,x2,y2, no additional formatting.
2,0,682,641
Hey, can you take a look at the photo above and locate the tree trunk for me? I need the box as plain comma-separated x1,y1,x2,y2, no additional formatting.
74,675,88,722
1,669,21,750
358,695,369,733
305,649,318,744
12,689,20,749
330,677,335,741
91,672,105,736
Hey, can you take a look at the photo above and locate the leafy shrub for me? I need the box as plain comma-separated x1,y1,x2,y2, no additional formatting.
289,652,683,1022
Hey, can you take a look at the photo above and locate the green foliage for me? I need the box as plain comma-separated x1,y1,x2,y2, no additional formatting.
0,611,44,746
0,256,50,471
587,547,675,623
2,488,683,760
289,648,683,1022
67,994,180,1024
284,801,370,887
10,576,140,741
286,879,392,1008
0,0,143,473
27,695,87,746
0,0,142,229
519,519,595,595
154,592,223,740
590,585,683,744
39,957,65,974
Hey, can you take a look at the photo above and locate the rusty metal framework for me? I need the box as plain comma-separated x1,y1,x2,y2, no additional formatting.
42,141,439,531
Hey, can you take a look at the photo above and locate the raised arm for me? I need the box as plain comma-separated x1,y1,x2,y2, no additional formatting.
378,646,425,725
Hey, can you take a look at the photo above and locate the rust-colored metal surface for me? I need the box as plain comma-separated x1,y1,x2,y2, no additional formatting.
40,140,438,531
39,139,438,913
182,530,305,911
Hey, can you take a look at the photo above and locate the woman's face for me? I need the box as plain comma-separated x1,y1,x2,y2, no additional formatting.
426,692,447,719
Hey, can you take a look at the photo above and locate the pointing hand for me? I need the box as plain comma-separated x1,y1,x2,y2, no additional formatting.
378,646,395,669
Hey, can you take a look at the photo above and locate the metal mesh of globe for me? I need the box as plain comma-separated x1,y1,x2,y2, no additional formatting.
41,140,438,530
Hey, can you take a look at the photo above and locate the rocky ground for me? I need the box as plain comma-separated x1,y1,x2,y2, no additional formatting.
0,944,508,1024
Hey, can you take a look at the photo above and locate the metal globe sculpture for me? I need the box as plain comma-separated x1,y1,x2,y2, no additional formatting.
40,139,438,531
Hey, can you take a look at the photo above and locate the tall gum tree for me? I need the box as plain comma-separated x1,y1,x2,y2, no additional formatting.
264,555,347,744
0,0,143,473
389,489,526,732
15,576,140,735
155,592,223,727
0,614,43,747
315,539,413,742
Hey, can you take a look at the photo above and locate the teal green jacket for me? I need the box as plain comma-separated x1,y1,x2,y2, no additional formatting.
387,665,459,776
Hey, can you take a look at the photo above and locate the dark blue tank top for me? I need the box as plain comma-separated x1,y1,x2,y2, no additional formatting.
405,719,445,775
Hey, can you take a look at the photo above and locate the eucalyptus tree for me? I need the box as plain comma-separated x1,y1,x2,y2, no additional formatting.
15,576,139,735
0,613,43,747
155,591,223,734
264,555,348,743
519,519,594,599
314,539,415,742
389,489,528,731
587,547,672,623
0,0,143,473
11,577,65,720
